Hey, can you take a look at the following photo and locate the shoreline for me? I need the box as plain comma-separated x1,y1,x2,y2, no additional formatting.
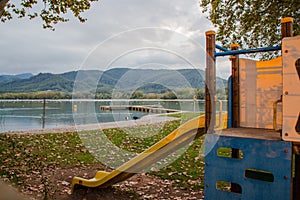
1,114,179,135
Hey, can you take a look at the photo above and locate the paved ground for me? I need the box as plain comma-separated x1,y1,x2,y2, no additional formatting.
2,114,179,134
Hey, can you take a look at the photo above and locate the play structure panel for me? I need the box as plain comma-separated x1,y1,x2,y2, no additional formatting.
282,36,300,142
239,57,283,129
204,131,292,200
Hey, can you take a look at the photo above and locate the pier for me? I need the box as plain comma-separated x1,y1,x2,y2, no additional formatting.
100,105,179,113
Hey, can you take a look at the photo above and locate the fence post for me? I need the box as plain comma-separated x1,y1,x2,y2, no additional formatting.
42,98,46,129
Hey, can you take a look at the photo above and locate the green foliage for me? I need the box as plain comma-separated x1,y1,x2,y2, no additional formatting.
195,88,205,99
161,91,177,99
137,83,171,94
175,88,194,99
0,91,70,99
216,87,227,100
130,90,144,99
200,0,300,59
0,72,74,93
1,0,98,30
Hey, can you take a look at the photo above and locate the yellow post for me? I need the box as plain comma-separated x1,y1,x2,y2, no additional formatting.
193,95,197,113
73,104,77,112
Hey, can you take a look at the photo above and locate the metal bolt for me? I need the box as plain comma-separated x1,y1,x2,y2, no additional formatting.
284,91,289,95
285,133,289,136
285,50,289,53
284,149,289,153
284,176,288,179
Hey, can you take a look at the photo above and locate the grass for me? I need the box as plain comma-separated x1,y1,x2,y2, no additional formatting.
168,112,204,123
0,112,208,192
0,132,98,185
149,136,206,189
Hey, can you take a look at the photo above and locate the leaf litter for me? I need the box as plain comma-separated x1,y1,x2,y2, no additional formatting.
0,119,205,199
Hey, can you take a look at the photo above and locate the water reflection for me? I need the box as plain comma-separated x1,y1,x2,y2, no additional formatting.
0,99,224,132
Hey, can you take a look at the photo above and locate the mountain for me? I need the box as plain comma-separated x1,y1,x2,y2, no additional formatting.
0,69,226,94
0,73,33,83
0,73,74,92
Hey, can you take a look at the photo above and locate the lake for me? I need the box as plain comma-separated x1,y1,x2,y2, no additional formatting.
0,99,227,132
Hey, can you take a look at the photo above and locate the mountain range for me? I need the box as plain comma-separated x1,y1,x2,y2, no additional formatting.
0,68,226,94
0,73,33,83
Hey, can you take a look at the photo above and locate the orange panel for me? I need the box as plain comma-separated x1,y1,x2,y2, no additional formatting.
239,57,282,129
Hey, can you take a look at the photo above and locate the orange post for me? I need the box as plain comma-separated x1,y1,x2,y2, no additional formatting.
281,17,293,39
230,44,240,128
230,44,241,193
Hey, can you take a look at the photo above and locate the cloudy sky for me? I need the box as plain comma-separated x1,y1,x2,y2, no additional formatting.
0,0,231,78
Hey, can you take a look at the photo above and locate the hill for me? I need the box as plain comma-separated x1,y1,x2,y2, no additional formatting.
0,73,33,83
0,68,227,98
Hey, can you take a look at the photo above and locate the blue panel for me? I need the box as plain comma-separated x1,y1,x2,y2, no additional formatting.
227,76,232,128
204,134,292,200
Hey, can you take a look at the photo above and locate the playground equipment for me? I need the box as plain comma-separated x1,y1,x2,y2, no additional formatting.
70,17,299,199
204,17,300,199
70,114,227,194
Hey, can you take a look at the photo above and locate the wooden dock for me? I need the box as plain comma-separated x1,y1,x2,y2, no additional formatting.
100,105,178,113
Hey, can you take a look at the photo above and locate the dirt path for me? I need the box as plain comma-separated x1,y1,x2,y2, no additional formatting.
2,166,204,200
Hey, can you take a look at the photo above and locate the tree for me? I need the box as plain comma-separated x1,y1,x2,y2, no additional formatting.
0,0,97,30
200,0,300,58
131,90,144,99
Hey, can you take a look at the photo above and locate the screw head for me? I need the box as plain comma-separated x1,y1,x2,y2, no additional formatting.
285,133,289,136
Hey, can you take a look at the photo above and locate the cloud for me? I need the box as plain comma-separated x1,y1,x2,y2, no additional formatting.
0,0,230,78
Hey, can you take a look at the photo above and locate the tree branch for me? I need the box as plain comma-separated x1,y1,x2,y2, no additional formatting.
0,0,9,18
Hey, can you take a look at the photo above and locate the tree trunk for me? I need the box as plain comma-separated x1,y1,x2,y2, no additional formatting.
0,0,9,18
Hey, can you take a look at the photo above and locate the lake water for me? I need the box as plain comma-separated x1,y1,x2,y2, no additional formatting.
0,99,227,132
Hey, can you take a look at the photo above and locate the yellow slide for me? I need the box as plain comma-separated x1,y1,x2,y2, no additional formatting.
70,114,224,194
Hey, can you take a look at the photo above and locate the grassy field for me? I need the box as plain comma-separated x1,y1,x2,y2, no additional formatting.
0,112,207,198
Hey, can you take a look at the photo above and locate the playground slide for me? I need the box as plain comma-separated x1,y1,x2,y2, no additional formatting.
70,114,225,194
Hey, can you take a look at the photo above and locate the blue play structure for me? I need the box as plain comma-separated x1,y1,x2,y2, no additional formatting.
204,18,300,199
